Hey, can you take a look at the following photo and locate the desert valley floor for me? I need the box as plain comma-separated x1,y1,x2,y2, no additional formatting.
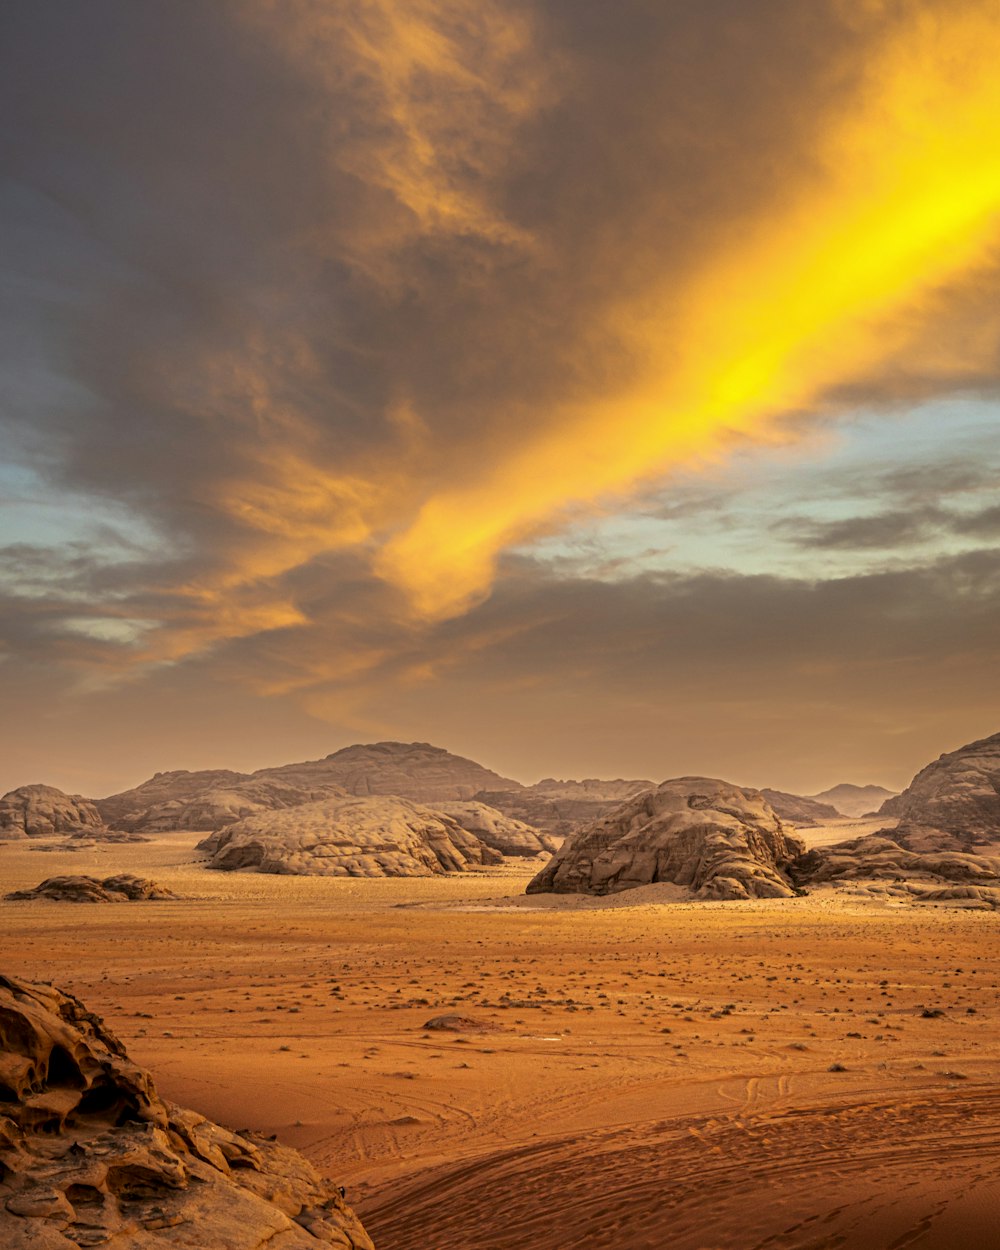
3,827,999,1250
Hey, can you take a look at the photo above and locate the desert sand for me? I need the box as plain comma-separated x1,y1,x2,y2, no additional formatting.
2,824,998,1249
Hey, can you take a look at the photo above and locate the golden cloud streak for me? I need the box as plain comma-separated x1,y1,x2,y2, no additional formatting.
375,6,1000,618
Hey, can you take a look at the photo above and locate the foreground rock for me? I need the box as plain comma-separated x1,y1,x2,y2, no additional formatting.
0,972,374,1249
475,777,654,838
759,789,840,827
6,875,178,904
809,783,897,818
790,835,1000,908
877,732,1000,851
434,802,556,857
527,778,804,900
0,786,106,841
198,795,503,877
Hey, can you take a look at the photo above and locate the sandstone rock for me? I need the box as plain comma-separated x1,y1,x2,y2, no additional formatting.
5,876,179,904
199,794,503,877
808,783,898,818
258,741,520,802
0,787,106,841
475,777,653,839
527,778,804,900
789,834,1000,908
759,789,840,826
0,972,374,1249
877,732,1000,851
434,802,556,857
422,1015,496,1032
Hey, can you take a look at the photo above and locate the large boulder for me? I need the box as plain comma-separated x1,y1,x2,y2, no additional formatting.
0,786,106,841
6,875,179,903
434,802,557,857
877,732,1000,851
527,777,804,900
198,794,504,877
257,741,521,802
759,789,840,827
475,777,654,838
0,971,374,1249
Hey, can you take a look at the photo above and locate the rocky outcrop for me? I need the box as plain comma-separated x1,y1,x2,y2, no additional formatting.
809,783,897,818
476,778,654,838
759,789,840,827
198,795,504,877
258,741,520,802
789,834,1000,908
0,972,374,1248
434,802,556,857
5,875,179,904
0,787,106,841
527,778,804,900
96,774,343,835
877,732,1000,851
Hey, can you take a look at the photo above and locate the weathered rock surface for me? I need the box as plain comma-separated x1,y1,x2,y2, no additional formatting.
809,783,898,818
0,787,106,841
434,802,556,857
5,876,179,904
759,789,841,827
527,778,804,900
790,834,1000,908
877,732,1000,851
96,775,344,835
198,795,503,877
0,972,374,1248
259,741,520,802
475,777,653,838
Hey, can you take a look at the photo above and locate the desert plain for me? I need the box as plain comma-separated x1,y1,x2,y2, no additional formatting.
3,823,997,1250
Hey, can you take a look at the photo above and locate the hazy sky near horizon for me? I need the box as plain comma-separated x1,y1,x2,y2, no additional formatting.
2,0,1000,797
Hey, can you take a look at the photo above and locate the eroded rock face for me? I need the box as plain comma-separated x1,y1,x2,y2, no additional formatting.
877,732,1000,851
475,778,653,839
434,802,556,857
0,787,106,841
198,795,503,877
759,789,840,827
527,778,804,900
5,876,179,904
0,972,374,1249
789,835,1000,908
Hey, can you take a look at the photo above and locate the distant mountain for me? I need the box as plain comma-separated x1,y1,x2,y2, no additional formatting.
877,731,1000,852
476,777,654,838
808,783,897,818
759,789,840,827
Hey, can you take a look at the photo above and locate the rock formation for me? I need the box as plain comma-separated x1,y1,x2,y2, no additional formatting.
6,875,179,904
759,789,840,827
475,777,654,838
789,834,1000,908
258,741,520,802
198,795,504,877
434,802,556,857
877,732,1000,851
0,972,374,1248
527,778,804,900
809,783,897,818
0,787,106,841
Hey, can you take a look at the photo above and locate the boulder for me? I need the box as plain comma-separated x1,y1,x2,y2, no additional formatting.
198,794,503,877
527,777,804,900
6,875,179,903
434,802,557,856
877,732,1000,851
0,971,374,1249
759,789,840,826
0,787,106,841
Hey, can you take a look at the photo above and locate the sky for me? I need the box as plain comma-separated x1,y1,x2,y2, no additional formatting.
2,0,999,799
